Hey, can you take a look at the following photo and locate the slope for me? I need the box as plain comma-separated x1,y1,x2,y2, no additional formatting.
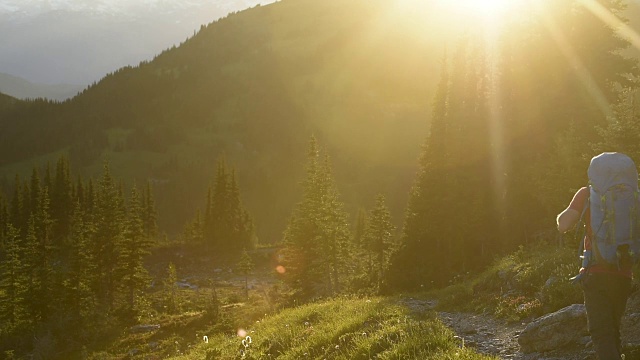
0,0,456,240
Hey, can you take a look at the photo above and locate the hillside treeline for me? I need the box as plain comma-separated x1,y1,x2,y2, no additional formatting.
0,156,254,357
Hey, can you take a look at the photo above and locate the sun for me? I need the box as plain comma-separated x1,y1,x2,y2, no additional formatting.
459,0,510,12
431,0,521,22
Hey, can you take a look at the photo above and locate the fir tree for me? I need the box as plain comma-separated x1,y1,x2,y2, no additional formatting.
363,194,395,289
118,185,152,314
63,201,98,337
237,249,254,300
0,224,27,332
352,208,366,247
282,136,352,300
163,262,179,314
142,181,158,241
32,187,55,323
51,156,73,243
94,162,125,312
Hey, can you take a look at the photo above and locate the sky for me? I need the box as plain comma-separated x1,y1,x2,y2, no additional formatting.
0,0,274,86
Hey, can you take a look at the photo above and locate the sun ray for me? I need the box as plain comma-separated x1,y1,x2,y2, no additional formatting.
536,3,613,119
578,0,640,52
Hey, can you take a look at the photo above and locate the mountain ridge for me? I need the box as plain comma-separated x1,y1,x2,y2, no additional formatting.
0,72,83,101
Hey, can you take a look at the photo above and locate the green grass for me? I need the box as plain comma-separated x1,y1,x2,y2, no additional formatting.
79,241,595,359
172,296,497,360
430,242,584,322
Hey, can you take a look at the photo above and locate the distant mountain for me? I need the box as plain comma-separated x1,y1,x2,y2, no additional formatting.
0,0,272,85
0,72,82,101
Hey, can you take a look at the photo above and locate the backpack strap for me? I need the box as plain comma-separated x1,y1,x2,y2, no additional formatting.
576,190,590,263
570,188,591,284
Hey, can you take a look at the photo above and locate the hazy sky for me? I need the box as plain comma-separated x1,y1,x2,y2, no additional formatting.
0,0,274,85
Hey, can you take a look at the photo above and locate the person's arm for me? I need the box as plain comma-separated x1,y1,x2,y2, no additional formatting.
557,208,579,233
556,187,588,233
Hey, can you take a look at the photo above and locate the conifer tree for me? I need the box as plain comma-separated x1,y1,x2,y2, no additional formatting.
388,39,496,289
227,169,254,251
183,209,205,244
163,262,179,314
85,178,96,216
51,156,73,243
118,185,152,313
0,224,27,332
352,208,366,247
282,136,352,300
32,187,55,323
198,158,254,254
596,88,640,160
75,175,85,207
94,162,124,311
363,194,395,289
237,249,254,300
29,167,41,216
142,181,158,241
63,201,97,336
22,216,40,328
0,193,8,239
9,175,24,233
387,51,451,290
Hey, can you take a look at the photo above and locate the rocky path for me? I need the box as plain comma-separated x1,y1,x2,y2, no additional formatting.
399,298,597,360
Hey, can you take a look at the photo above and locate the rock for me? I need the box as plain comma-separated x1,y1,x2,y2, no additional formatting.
517,304,588,353
544,276,558,288
130,324,160,333
176,281,198,290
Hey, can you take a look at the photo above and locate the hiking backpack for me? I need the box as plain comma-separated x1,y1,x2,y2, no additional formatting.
587,152,640,267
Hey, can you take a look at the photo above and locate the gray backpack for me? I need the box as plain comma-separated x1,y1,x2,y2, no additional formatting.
587,152,640,267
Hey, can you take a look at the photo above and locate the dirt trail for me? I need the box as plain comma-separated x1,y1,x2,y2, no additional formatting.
400,298,596,360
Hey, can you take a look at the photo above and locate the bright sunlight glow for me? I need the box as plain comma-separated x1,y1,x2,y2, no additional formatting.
431,0,524,23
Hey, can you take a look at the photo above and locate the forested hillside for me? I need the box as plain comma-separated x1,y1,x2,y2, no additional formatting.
1,0,640,357
0,92,18,110
0,0,453,241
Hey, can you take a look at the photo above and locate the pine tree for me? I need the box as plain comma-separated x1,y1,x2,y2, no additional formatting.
29,167,41,217
387,51,451,290
227,169,254,251
9,175,24,233
22,216,40,328
32,187,55,323
118,184,152,314
363,194,395,289
183,209,205,244
0,192,8,239
142,181,159,241
198,158,254,255
0,224,27,332
94,162,124,312
352,208,366,247
210,158,229,251
282,136,353,300
163,262,179,314
237,249,254,300
596,88,640,160
63,201,98,336
51,156,73,243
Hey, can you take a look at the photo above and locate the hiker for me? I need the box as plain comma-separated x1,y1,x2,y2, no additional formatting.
557,152,637,360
